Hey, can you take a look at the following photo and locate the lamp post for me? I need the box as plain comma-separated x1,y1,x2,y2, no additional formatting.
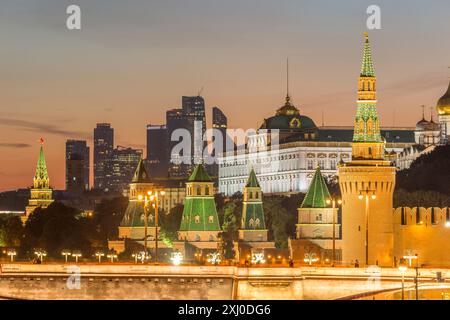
358,188,376,266
403,250,417,267
138,190,165,264
95,251,105,263
326,197,342,267
72,251,82,263
34,250,47,263
61,250,71,263
107,253,117,263
415,254,419,300
7,249,17,262
304,252,319,266
398,261,408,300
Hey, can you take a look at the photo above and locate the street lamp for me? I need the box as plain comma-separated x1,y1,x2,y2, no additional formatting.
206,252,221,265
72,251,82,263
95,251,105,263
7,249,17,262
170,251,183,266
403,251,419,300
61,250,71,263
326,197,342,267
398,261,408,300
304,252,319,266
138,189,165,264
107,253,118,263
34,249,47,263
403,250,418,267
358,188,376,266
132,251,150,264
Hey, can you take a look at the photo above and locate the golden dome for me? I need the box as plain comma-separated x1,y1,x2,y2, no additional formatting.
437,81,450,115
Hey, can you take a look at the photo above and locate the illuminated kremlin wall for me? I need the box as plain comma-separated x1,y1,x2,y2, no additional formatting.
393,207,450,267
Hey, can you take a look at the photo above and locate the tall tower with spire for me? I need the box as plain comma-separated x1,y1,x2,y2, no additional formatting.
118,158,157,240
24,140,54,222
338,34,396,267
239,169,269,242
178,164,221,244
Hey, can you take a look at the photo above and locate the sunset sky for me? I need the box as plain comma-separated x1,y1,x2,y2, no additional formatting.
1,0,450,191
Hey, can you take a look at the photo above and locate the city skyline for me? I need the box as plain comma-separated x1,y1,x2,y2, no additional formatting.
1,0,450,191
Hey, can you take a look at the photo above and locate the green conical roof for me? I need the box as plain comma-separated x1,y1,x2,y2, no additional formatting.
188,164,212,182
35,145,49,181
131,158,151,183
246,169,260,187
301,167,331,208
360,33,375,77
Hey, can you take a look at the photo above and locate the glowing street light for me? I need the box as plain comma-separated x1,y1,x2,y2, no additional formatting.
326,197,342,267
34,249,47,263
7,249,17,262
107,253,118,263
304,252,319,266
403,250,418,267
61,250,71,263
95,251,105,263
251,253,266,265
132,251,150,264
170,251,183,266
72,251,82,263
206,252,221,265
138,189,166,264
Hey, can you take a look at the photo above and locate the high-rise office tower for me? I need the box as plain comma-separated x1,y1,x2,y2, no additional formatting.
182,96,206,166
210,106,228,177
107,146,143,194
93,123,114,190
166,108,189,178
66,140,90,192
146,124,168,178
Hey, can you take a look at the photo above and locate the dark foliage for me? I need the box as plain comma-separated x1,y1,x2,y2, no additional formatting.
397,145,450,195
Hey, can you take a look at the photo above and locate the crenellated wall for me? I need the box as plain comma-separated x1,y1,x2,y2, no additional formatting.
393,207,450,266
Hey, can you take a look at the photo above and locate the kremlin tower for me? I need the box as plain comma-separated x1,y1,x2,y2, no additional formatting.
338,33,396,267
24,140,54,222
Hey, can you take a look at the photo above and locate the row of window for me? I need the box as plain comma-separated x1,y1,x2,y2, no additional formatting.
182,215,215,224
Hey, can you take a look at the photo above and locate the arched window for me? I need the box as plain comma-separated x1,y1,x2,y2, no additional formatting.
205,186,209,195
208,215,214,223
249,218,254,227
196,186,201,195
195,215,200,223
255,218,260,227
209,235,214,242
195,234,200,241
249,192,253,199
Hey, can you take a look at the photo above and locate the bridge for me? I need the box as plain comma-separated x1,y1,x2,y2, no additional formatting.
0,264,449,300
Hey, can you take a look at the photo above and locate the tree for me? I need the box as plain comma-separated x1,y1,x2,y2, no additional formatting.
397,145,450,195
91,196,128,244
159,204,184,247
22,202,92,259
0,215,24,247
264,196,297,248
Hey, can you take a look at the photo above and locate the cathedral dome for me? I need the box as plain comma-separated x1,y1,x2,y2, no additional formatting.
437,81,450,115
415,118,430,131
